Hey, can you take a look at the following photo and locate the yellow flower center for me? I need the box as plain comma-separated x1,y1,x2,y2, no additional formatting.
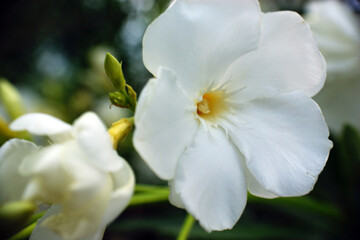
196,90,227,121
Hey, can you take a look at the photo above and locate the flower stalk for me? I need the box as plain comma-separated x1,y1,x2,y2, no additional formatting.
177,214,195,240
8,221,36,240
129,191,169,206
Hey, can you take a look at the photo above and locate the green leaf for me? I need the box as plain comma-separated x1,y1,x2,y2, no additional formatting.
342,125,360,163
248,194,342,220
108,217,320,240
0,201,36,239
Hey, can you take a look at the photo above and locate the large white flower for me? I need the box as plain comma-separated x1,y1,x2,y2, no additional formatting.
133,0,332,231
304,0,360,132
0,112,134,240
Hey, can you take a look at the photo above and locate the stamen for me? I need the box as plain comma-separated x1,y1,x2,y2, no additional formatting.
197,98,211,115
196,90,227,121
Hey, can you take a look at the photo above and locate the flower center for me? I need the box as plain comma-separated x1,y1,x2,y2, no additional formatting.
197,98,211,115
196,90,227,121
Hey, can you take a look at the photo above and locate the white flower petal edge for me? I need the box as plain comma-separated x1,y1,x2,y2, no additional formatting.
10,113,72,137
171,127,247,231
223,91,332,197
134,68,199,180
143,0,261,94
102,160,135,225
222,11,326,103
11,112,122,171
0,139,37,204
73,112,123,171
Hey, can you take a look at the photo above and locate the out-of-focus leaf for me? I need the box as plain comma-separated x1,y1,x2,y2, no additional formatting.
108,217,323,240
0,201,36,239
342,125,360,163
248,194,342,220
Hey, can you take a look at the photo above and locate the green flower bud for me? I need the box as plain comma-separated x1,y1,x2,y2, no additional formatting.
108,117,133,149
104,53,126,91
0,79,26,120
109,92,130,108
126,84,137,111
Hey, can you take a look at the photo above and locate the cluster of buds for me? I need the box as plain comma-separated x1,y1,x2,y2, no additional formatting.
105,53,137,111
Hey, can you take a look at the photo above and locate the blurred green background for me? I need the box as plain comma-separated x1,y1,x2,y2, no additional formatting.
0,0,359,239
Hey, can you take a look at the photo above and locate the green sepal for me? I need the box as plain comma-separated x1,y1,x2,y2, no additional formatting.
109,92,130,109
126,84,137,111
104,53,126,91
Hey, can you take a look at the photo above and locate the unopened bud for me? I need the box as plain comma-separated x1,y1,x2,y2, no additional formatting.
109,92,130,108
0,79,26,120
126,84,137,111
104,53,126,91
108,118,133,149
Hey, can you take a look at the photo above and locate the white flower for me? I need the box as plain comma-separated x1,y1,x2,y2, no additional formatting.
304,0,360,132
133,0,332,231
0,112,135,240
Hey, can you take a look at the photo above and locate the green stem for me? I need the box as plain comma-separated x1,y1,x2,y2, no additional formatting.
8,221,36,240
177,214,195,240
135,184,169,193
129,190,169,206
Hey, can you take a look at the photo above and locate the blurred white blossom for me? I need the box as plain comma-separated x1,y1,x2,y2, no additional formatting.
0,112,134,240
134,0,332,231
305,0,360,132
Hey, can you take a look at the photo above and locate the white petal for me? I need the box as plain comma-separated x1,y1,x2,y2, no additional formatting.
133,68,199,180
19,144,73,203
314,77,360,133
10,113,72,137
30,205,105,240
168,180,185,209
245,168,277,199
305,1,360,80
143,0,261,94
101,161,135,225
73,112,122,171
0,139,37,203
223,91,332,197
59,143,111,213
173,127,247,231
222,11,326,103
35,176,111,240
306,1,360,43
30,206,62,240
